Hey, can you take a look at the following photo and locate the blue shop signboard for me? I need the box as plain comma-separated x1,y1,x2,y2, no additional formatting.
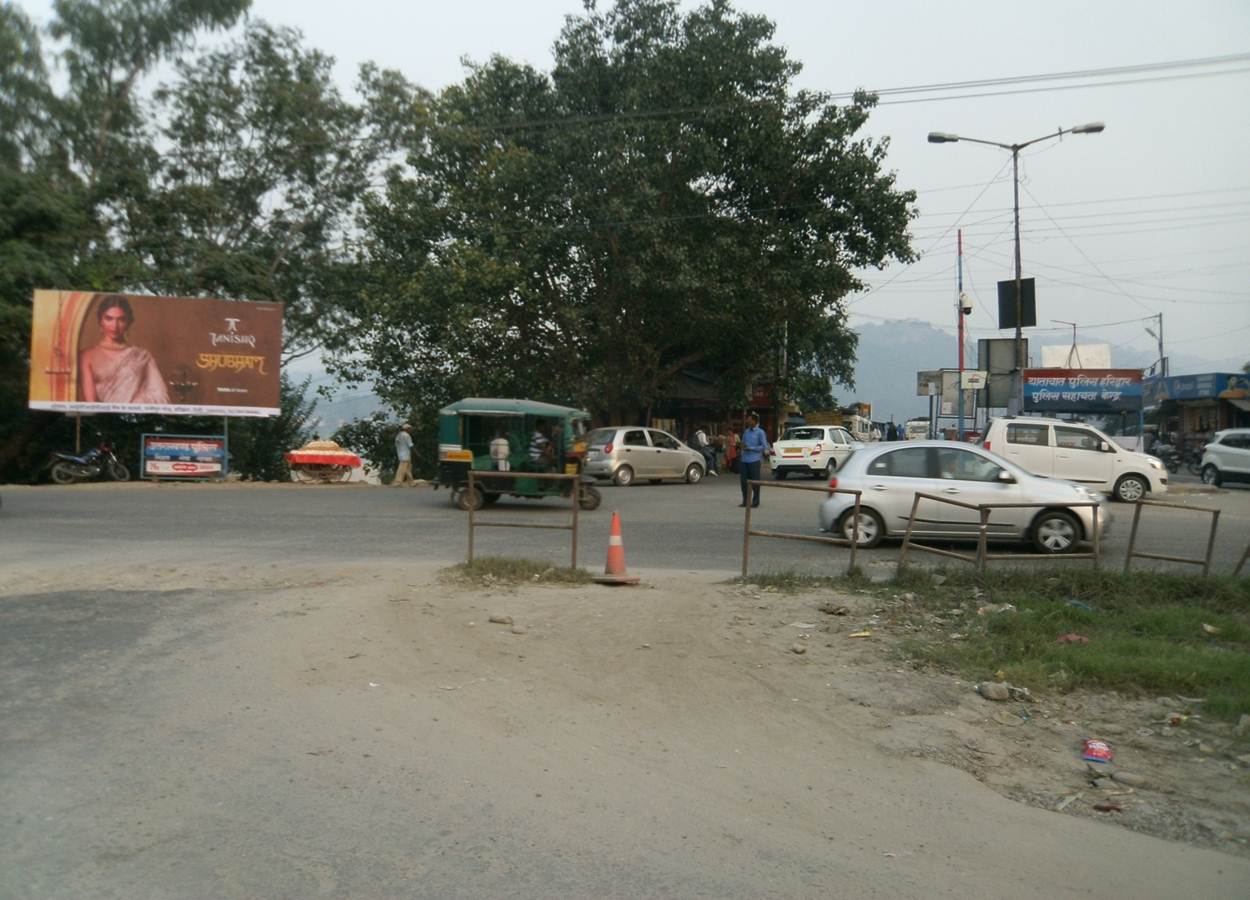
1023,368,1143,413
1143,372,1250,408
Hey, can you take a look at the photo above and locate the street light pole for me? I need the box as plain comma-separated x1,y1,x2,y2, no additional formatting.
928,123,1105,412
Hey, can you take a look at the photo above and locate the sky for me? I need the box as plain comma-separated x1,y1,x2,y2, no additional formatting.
21,0,1250,374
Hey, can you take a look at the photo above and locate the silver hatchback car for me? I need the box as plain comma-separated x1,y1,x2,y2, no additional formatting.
818,441,1105,554
583,427,706,486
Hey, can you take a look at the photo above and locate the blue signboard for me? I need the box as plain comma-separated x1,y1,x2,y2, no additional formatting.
1143,373,1250,407
1023,368,1143,413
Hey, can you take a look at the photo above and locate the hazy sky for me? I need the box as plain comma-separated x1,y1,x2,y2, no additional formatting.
22,0,1250,371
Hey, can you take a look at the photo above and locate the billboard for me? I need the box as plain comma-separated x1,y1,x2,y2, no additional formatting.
28,290,283,417
996,278,1037,329
141,434,227,479
1040,343,1113,369
1023,368,1143,413
977,338,1028,409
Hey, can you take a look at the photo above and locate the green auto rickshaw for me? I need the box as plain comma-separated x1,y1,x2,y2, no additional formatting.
436,398,603,511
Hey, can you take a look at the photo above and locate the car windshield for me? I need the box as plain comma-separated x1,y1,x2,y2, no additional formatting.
587,428,615,447
782,427,824,441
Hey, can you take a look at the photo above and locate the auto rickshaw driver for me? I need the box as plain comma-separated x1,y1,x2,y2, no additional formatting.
528,418,558,471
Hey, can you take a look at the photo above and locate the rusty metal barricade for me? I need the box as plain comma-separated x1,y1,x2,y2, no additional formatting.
897,492,1102,572
466,470,581,567
740,480,864,577
1123,498,1221,576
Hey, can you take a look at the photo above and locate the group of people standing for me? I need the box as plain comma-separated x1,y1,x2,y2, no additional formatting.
688,414,770,507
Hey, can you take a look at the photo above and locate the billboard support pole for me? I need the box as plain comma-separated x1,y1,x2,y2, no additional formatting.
957,229,966,441
75,413,81,454
222,417,229,479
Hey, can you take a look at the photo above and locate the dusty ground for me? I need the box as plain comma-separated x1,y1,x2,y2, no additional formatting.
5,553,1250,898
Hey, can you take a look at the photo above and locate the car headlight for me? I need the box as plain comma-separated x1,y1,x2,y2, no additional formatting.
1147,458,1163,470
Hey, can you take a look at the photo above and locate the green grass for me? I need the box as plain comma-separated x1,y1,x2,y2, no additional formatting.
889,569,1250,720
449,556,594,586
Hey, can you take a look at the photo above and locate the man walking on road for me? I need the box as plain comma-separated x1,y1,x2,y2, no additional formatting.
738,413,770,508
393,423,415,486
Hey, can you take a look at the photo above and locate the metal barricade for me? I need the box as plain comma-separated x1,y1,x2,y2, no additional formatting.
741,481,863,577
1235,542,1249,577
1123,498,1221,576
898,492,1102,572
466,471,581,567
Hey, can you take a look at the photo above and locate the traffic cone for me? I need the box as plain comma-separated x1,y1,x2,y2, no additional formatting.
593,510,641,585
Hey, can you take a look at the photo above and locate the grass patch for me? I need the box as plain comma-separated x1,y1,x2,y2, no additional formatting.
892,569,1250,719
450,556,594,586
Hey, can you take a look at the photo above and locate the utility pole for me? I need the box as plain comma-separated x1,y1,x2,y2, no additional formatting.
957,229,966,440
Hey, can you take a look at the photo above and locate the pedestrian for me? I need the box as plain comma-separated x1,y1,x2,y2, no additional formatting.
725,427,739,474
490,428,512,471
886,421,899,442
693,425,719,476
393,423,415,486
738,413,770,508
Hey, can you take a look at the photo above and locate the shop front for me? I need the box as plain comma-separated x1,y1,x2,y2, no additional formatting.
1143,372,1250,451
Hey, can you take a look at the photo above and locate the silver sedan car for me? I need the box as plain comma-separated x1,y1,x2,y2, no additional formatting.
582,426,706,486
818,441,1105,554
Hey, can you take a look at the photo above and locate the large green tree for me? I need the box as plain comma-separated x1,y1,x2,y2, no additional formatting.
343,0,915,426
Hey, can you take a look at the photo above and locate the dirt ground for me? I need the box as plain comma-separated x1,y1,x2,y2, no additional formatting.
4,556,1250,898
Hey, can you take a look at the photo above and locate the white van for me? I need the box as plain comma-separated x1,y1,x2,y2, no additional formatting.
981,416,1167,502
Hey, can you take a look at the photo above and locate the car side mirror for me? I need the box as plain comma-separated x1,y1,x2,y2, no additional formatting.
1100,441,1111,452
996,469,1016,484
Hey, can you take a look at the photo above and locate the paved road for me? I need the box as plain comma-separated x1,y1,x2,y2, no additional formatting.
1,475,1247,576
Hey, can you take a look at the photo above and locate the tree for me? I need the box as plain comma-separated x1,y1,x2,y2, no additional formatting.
342,0,915,428
0,1,248,480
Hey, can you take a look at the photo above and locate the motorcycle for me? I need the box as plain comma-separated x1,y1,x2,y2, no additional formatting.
1150,442,1181,475
49,438,131,484
1184,445,1205,477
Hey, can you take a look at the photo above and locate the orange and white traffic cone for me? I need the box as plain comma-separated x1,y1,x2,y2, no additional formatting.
593,510,641,585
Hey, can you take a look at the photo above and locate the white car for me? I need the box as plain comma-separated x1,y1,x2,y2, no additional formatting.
1200,428,1250,487
981,416,1166,503
818,441,1105,554
769,425,859,480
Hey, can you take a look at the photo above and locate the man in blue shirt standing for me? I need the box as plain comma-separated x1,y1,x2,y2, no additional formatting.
738,412,771,508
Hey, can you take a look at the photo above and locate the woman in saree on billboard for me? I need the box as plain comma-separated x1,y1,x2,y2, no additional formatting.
77,295,171,405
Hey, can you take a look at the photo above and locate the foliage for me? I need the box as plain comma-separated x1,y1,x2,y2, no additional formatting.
890,569,1250,720
341,0,915,423
332,410,438,482
449,557,594,586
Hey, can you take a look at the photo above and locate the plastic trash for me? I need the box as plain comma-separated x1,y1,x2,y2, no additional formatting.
1081,738,1114,763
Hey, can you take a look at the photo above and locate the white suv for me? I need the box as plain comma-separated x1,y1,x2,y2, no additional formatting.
982,416,1167,502
1200,429,1250,487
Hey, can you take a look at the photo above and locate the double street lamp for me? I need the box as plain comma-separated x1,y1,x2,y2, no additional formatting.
928,122,1105,412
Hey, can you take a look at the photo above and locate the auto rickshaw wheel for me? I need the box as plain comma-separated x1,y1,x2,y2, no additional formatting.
482,492,500,506
455,483,485,511
577,484,602,511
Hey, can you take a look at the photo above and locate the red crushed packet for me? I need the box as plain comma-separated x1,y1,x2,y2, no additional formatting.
1081,738,1114,763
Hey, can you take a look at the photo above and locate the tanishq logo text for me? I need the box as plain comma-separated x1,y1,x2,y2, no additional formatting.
209,317,257,348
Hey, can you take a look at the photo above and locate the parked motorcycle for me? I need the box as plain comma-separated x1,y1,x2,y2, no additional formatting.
1184,446,1205,477
1150,442,1181,475
49,438,131,484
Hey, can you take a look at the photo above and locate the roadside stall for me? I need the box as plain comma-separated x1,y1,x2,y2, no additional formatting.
285,439,362,483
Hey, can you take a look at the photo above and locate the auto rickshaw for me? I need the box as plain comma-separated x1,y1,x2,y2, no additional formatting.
436,398,602,511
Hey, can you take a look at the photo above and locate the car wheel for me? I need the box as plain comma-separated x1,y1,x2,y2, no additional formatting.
839,508,883,548
1201,464,1222,487
455,483,485,511
612,465,635,487
578,485,602,510
685,463,704,484
1113,474,1148,503
822,459,836,480
773,468,788,480
1031,509,1080,554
